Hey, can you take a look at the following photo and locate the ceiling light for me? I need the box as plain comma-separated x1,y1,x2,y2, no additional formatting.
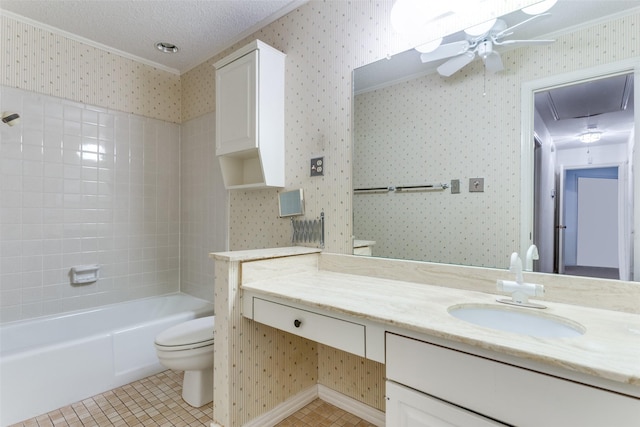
415,37,443,53
464,18,497,36
522,0,557,15
155,42,178,53
580,131,602,143
390,0,459,34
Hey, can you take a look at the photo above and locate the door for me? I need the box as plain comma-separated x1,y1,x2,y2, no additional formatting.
386,381,507,427
557,166,620,277
576,177,618,267
215,50,258,156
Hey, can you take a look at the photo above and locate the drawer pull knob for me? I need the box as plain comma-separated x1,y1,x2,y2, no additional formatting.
294,319,302,328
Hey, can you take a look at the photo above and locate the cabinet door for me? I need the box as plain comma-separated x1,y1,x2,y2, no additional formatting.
386,381,506,427
216,50,258,156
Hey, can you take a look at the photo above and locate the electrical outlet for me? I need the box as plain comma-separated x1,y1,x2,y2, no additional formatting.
469,178,484,192
311,157,324,176
450,179,460,194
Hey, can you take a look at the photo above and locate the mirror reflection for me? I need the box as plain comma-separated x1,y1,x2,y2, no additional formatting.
352,0,639,281
532,74,635,280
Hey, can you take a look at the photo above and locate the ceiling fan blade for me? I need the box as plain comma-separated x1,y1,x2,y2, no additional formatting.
420,40,470,63
494,39,555,47
437,51,475,77
483,51,504,73
494,13,550,39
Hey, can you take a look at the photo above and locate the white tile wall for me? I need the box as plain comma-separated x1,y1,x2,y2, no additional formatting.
179,113,228,302
0,86,181,323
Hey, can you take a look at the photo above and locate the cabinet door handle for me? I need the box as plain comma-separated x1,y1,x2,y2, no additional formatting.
293,319,302,328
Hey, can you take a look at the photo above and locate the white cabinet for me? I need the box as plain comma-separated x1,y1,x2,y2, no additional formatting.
386,381,505,427
214,40,285,189
386,333,640,427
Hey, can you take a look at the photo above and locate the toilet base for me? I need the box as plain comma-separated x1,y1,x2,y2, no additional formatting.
182,367,213,407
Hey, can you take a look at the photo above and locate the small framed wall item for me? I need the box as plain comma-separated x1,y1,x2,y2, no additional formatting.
278,189,304,217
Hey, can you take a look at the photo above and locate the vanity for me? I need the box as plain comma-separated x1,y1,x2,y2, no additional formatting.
212,247,640,427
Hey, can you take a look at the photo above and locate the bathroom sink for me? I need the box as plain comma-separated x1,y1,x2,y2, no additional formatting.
448,304,585,338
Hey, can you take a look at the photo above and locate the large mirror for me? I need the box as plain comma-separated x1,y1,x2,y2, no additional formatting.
352,0,640,280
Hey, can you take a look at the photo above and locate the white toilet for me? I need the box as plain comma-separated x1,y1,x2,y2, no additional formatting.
154,315,215,407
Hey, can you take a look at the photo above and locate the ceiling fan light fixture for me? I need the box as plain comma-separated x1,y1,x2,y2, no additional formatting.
390,0,458,34
464,18,497,37
522,0,557,15
415,38,443,53
580,131,602,143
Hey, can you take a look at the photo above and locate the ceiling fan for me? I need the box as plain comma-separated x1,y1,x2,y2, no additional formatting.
419,14,555,77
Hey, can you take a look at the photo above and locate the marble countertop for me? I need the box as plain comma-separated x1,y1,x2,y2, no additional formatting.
210,246,321,262
242,269,640,389
353,239,376,248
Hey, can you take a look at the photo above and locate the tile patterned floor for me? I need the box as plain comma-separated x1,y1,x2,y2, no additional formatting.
10,370,211,427
274,399,376,427
10,370,376,427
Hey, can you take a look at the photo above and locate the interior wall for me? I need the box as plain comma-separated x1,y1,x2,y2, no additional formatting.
1,12,228,320
0,86,180,323
181,2,639,418
179,112,228,302
0,15,181,124
180,1,410,256
353,73,519,266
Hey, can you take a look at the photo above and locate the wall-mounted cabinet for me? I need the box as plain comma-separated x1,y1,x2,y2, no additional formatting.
214,40,285,189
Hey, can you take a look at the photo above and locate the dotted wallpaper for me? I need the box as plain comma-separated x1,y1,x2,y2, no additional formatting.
181,1,406,258
2,1,639,424
1,15,181,124
183,3,638,425
353,62,519,267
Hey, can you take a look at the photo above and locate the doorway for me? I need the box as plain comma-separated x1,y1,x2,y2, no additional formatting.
522,62,637,281
558,166,620,279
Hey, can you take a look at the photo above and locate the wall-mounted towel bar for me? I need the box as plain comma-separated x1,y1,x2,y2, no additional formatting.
354,183,449,194
291,211,324,248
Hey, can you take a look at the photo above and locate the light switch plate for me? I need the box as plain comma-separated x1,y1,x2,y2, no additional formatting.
469,178,484,192
311,157,324,176
451,179,460,194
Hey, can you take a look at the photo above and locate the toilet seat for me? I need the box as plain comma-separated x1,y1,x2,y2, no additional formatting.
154,316,214,352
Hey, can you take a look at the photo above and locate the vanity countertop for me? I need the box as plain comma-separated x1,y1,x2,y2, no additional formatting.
241,268,640,389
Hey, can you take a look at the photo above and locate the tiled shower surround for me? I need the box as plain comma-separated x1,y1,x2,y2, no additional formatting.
0,86,181,323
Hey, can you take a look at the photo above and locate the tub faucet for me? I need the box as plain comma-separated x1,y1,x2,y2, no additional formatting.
525,244,539,272
497,252,545,309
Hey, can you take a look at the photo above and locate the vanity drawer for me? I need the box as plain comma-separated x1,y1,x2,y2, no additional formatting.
253,297,366,357
386,333,640,427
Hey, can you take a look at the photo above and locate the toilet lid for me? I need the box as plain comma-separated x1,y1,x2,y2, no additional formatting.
155,316,214,348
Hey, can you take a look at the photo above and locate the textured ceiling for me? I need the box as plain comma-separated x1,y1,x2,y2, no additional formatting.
354,1,640,93
0,0,306,74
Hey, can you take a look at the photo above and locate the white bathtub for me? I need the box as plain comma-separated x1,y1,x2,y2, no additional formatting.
0,293,214,426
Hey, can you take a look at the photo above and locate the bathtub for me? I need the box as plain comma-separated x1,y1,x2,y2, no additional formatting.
0,293,214,426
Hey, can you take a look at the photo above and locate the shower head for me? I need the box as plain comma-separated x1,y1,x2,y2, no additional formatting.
2,112,21,126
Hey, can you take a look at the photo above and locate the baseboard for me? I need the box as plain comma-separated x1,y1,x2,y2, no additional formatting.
228,384,386,427
241,385,318,427
317,384,385,427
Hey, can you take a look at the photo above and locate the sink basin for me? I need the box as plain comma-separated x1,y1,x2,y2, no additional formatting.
448,304,585,338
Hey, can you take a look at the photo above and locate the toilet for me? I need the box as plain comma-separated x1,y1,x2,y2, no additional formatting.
154,315,215,407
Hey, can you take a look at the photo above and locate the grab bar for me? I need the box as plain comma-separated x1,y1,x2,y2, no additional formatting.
354,183,449,194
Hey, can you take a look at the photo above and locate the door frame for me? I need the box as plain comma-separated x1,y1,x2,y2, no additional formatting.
520,58,640,278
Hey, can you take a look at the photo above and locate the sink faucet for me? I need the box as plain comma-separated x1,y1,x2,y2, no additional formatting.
524,244,539,272
510,252,524,284
497,252,546,309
